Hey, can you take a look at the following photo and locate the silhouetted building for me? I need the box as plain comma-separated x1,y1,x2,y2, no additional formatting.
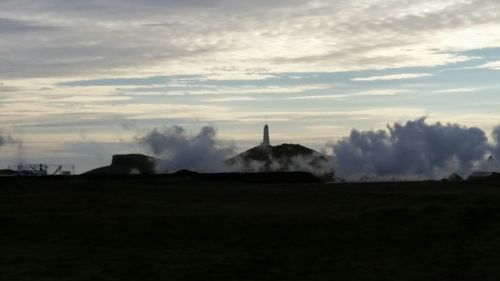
262,124,270,146
83,154,158,175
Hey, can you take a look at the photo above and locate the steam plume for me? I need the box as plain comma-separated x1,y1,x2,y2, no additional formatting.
490,126,500,160
331,118,490,180
141,126,236,172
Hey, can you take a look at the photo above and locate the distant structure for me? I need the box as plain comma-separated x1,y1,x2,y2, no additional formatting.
262,124,271,146
7,163,75,176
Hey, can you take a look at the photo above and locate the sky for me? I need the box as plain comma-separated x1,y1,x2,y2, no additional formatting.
1,0,500,173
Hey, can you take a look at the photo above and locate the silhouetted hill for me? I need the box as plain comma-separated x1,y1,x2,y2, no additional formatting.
0,169,17,176
226,143,334,179
243,144,318,160
83,154,158,176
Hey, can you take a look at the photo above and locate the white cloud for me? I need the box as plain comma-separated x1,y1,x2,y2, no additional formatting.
204,97,258,102
351,89,408,96
445,59,500,71
289,94,349,100
475,60,500,70
0,0,499,80
352,73,433,82
288,89,406,100
432,87,484,94
52,96,132,102
119,83,334,96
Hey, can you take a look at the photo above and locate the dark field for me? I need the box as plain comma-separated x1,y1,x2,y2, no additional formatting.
3,177,500,280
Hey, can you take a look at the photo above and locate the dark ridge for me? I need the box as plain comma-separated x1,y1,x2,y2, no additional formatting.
173,169,200,176
0,169,17,176
111,154,157,170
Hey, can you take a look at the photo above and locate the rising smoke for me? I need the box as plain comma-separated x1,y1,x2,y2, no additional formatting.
140,126,236,172
331,118,493,180
490,126,500,161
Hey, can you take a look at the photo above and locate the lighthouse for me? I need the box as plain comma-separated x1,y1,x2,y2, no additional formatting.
262,124,270,146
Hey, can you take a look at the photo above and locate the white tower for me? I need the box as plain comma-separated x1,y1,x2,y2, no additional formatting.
262,124,270,146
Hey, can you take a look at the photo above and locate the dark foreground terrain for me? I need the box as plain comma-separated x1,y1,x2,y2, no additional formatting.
3,176,500,280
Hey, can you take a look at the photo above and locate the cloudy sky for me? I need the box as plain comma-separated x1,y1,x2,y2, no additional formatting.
1,0,500,172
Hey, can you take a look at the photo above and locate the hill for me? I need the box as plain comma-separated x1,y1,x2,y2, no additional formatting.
226,143,334,179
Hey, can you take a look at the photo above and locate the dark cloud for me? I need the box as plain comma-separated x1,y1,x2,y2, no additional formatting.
140,126,236,172
331,118,490,180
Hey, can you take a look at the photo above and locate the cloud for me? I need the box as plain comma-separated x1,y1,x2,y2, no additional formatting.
288,89,406,100
0,131,17,148
204,97,258,102
1,0,499,80
432,87,484,94
0,17,57,34
352,73,433,82
0,83,20,93
52,95,132,102
330,118,490,180
140,125,236,172
288,94,349,100
450,60,500,71
474,60,500,70
489,126,500,165
121,83,334,97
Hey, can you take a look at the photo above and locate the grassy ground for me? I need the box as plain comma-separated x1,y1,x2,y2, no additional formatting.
2,177,500,280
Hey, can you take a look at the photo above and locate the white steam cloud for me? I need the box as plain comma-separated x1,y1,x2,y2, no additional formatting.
140,126,236,173
330,118,494,180
491,126,500,159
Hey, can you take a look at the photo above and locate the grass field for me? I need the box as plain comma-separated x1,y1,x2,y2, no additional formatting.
2,177,500,280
